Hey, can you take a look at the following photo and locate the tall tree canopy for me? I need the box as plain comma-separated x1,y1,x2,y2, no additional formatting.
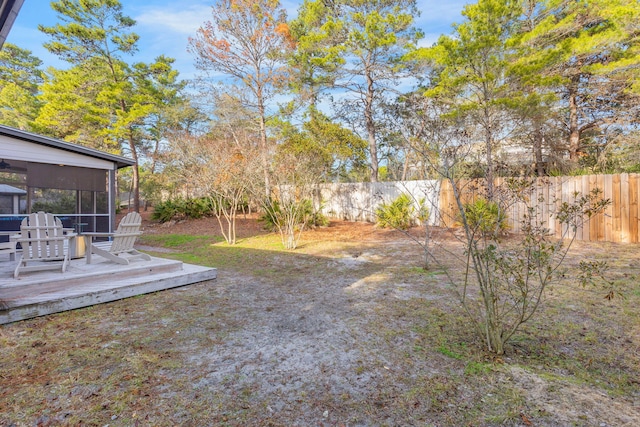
39,0,139,63
189,0,294,197
413,0,522,195
291,0,422,182
275,107,368,182
0,43,44,130
36,0,185,212
2,0,639,200
288,0,344,107
514,0,640,164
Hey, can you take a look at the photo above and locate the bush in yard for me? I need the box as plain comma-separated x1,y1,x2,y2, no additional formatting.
305,198,329,228
462,197,508,238
450,178,611,355
376,193,426,230
152,198,183,223
259,198,282,232
183,197,216,219
260,197,315,249
310,208,330,228
393,91,615,355
152,197,216,223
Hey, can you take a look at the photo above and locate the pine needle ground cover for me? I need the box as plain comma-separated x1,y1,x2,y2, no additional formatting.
1,217,638,426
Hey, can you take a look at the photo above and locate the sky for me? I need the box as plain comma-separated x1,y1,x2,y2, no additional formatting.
6,0,471,83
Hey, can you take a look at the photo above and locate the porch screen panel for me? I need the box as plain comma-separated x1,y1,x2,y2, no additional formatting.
27,163,107,191
0,195,11,214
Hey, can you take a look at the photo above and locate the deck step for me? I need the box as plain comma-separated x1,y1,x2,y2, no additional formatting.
1,260,184,299
0,259,217,324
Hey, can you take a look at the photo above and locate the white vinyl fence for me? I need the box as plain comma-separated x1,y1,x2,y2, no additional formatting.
315,180,441,225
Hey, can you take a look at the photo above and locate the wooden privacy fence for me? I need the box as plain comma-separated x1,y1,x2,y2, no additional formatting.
438,174,640,243
318,174,640,243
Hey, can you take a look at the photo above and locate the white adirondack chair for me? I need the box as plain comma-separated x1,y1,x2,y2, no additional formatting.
14,212,74,278
84,212,151,265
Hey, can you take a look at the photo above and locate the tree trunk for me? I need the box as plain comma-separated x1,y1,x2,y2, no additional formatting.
257,91,271,198
484,112,495,199
129,129,140,212
533,121,545,176
568,76,581,162
128,135,140,213
480,79,495,198
487,322,505,355
365,70,378,182
401,150,409,181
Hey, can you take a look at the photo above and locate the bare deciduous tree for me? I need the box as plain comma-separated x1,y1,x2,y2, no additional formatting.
261,146,321,250
168,128,259,244
189,0,294,196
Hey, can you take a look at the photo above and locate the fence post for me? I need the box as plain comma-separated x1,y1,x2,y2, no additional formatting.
630,174,639,243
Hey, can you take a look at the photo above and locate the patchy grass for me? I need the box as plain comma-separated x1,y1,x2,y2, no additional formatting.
1,221,639,426
139,233,218,248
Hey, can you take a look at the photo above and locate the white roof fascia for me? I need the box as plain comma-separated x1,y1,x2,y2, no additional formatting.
1,135,117,170
0,125,134,169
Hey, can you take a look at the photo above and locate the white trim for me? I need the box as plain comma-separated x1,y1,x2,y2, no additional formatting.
0,135,115,170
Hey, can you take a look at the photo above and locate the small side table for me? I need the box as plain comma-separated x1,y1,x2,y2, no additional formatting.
67,223,89,259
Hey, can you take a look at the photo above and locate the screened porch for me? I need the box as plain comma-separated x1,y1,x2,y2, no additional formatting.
0,124,134,238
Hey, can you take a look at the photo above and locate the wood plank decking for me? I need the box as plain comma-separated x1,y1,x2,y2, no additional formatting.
0,247,217,324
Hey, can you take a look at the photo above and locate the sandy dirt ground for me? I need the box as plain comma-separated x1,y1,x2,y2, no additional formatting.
0,212,638,426
136,212,640,426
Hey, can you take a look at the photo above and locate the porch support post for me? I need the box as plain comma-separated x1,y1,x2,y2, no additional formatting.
108,167,116,233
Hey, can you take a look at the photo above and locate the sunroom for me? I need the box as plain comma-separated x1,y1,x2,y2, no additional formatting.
0,124,134,236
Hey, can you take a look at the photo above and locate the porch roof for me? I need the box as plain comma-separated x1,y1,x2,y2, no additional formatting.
0,125,135,170
0,184,26,195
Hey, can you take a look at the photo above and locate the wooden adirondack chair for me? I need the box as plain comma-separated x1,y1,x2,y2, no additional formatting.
84,212,151,265
14,212,74,278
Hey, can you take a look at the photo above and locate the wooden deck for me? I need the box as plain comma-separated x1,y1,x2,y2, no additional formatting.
0,246,217,324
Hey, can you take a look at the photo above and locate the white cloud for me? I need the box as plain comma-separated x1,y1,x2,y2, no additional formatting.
134,4,212,36
125,3,215,80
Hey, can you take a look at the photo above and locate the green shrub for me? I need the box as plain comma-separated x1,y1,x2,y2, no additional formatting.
184,197,216,219
152,197,216,223
152,198,182,223
462,198,507,237
260,198,324,230
376,193,421,230
259,197,318,249
308,199,329,228
310,209,329,228
259,198,282,231
626,164,640,173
